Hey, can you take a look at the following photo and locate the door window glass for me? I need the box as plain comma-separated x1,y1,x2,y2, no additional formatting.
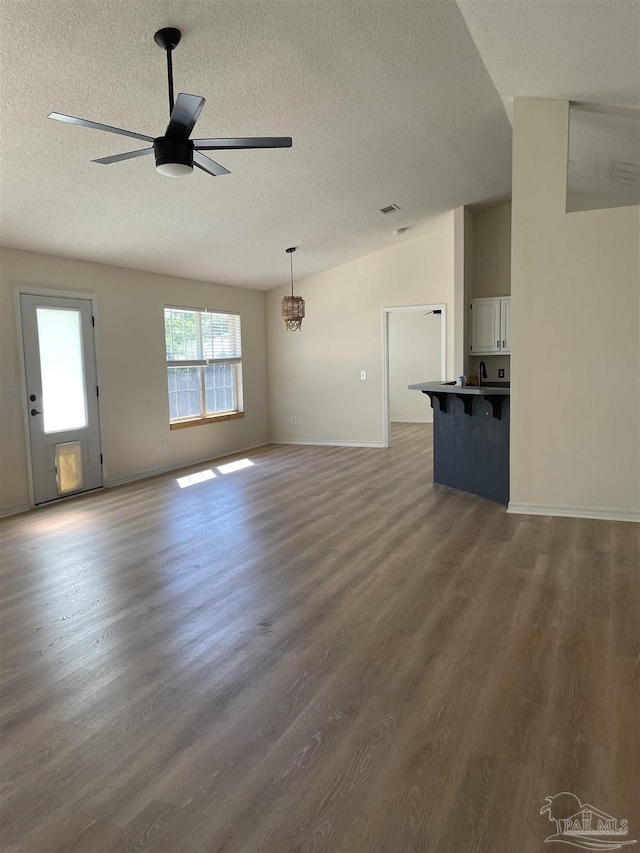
36,307,88,433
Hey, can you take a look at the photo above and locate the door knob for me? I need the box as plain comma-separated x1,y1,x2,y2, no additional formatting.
30,408,42,416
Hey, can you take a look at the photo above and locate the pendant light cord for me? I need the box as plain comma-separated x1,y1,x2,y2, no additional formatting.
290,251,294,298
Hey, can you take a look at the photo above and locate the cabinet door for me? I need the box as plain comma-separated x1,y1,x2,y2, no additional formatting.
500,297,511,354
470,298,501,354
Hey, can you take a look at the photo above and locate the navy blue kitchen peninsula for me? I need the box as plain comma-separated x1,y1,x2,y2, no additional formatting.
409,382,510,506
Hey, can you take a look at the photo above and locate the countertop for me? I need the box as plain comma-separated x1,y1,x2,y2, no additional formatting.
408,381,511,396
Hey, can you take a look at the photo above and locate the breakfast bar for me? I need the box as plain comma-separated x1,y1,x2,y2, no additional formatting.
409,381,510,505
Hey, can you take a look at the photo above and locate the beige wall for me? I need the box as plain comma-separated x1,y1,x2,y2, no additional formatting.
510,99,640,520
0,248,269,515
266,219,455,445
472,201,512,298
467,200,512,380
453,206,472,376
389,311,442,423
468,354,510,383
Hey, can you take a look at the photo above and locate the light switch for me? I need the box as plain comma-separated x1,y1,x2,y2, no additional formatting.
360,371,367,381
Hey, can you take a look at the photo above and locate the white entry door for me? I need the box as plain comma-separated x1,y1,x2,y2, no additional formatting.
20,293,103,505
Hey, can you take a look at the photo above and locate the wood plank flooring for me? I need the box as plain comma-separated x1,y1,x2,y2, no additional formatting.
1,424,638,852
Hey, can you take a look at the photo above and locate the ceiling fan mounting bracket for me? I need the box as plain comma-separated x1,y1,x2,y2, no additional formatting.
154,28,181,52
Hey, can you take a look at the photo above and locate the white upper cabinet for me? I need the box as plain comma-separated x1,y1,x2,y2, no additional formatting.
500,297,511,354
470,296,510,355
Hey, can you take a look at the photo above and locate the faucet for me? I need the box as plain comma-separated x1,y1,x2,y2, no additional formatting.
478,360,487,387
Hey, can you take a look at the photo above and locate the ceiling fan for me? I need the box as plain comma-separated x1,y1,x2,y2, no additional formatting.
48,27,292,178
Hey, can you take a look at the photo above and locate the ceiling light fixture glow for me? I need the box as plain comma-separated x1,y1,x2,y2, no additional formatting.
156,161,193,177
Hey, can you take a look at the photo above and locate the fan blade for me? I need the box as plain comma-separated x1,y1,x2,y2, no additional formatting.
92,148,154,165
193,151,230,177
48,113,154,142
166,93,205,139
193,137,292,150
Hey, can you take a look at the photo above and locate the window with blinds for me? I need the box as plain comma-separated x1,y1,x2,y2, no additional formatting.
164,306,243,425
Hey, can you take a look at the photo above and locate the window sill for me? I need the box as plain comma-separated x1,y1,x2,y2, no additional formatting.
170,412,245,430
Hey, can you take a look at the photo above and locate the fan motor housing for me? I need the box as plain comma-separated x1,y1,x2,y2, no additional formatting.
153,136,194,170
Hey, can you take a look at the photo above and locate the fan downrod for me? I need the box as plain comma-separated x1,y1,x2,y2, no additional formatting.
154,28,182,115
154,27,181,51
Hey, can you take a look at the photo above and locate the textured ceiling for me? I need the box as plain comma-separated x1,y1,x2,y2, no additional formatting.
455,0,640,118
456,0,640,208
0,0,637,290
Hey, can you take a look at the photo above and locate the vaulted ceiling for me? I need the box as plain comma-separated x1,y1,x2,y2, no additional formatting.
0,0,638,289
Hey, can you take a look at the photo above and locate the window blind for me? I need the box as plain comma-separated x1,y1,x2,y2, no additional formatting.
164,307,242,364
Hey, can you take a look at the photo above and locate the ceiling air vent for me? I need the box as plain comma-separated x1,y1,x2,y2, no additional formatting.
379,204,401,214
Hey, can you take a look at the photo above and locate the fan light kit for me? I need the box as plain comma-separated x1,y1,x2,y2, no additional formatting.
48,27,292,179
281,247,305,331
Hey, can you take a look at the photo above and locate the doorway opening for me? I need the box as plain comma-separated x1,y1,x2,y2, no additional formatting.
382,304,446,447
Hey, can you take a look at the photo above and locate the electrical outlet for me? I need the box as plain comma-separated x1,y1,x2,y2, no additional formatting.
291,416,297,426
160,438,166,448
360,371,367,381
498,369,505,378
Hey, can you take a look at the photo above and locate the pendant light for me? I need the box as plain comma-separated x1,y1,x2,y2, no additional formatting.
281,247,305,331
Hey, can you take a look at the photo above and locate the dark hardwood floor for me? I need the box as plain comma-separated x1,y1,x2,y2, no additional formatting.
1,424,638,852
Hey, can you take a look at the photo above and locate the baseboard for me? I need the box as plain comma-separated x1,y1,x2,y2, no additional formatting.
390,419,432,424
271,439,386,449
507,502,640,523
107,439,270,488
0,502,31,519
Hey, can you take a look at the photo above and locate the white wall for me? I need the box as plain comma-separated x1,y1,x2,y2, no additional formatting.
0,248,269,516
510,99,640,521
266,219,455,445
389,311,442,422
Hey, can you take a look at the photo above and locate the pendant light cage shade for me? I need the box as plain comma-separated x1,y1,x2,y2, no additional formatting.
281,246,305,330
281,296,305,330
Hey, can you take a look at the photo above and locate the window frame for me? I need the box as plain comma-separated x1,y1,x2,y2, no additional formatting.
164,305,244,429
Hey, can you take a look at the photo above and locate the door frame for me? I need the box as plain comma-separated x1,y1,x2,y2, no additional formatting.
382,303,447,448
14,285,107,508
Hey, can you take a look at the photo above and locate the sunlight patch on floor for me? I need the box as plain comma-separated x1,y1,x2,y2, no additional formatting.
217,458,254,475
176,469,216,488
176,458,255,488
